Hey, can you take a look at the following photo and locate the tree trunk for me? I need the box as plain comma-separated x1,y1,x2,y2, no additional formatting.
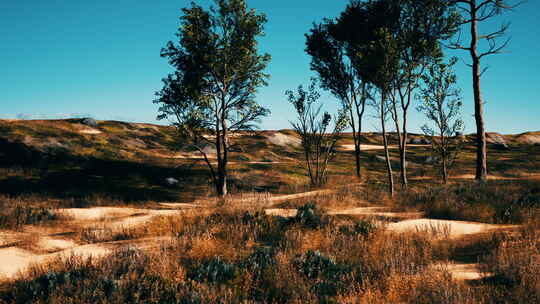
216,169,227,197
401,95,410,188
354,137,361,178
469,2,488,182
381,93,394,197
442,154,448,184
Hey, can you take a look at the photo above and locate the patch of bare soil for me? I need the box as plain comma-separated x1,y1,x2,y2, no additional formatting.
387,219,516,239
78,128,102,135
431,262,489,281
265,132,301,147
327,207,422,219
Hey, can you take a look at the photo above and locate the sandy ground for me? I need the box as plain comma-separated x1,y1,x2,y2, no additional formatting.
0,205,189,280
339,144,430,151
79,129,102,135
266,133,301,147
431,262,489,281
387,219,515,239
0,188,518,282
328,207,422,219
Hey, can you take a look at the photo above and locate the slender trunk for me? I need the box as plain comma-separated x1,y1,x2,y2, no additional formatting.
400,82,412,188
381,92,394,197
350,110,362,179
469,2,488,182
391,97,405,189
442,154,448,184
354,140,361,178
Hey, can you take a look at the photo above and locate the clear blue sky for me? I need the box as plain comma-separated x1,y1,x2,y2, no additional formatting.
1,1,538,134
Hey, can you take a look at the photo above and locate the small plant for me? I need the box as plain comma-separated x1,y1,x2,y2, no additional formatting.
286,78,348,186
293,250,349,298
0,205,57,229
293,202,325,229
187,257,237,284
417,57,464,183
294,250,341,280
339,220,376,237
243,247,276,272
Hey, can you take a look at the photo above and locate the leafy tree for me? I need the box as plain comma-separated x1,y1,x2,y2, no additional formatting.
305,18,372,179
417,57,464,183
448,0,521,182
287,79,349,187
386,0,459,188
336,0,402,196
155,0,271,197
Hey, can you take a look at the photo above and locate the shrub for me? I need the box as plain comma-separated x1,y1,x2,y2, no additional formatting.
400,181,540,224
293,250,349,298
187,257,237,284
339,220,376,237
0,205,57,229
293,202,326,229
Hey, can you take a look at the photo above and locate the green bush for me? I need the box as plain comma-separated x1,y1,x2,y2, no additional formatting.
293,250,349,298
187,257,237,284
293,202,325,229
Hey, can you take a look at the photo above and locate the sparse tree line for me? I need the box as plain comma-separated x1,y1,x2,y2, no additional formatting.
154,0,520,198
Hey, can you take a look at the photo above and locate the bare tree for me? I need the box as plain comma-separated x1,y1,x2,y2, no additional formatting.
417,57,464,183
449,0,522,181
287,79,349,187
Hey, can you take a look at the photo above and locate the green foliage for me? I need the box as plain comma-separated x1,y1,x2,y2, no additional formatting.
293,202,325,229
155,0,271,196
242,247,276,276
287,79,348,186
187,257,237,284
293,250,349,299
417,57,464,181
339,220,376,237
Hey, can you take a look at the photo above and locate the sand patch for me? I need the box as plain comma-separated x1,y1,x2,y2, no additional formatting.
328,207,422,219
432,262,488,281
79,129,102,135
340,144,391,151
158,203,200,209
58,207,143,221
266,133,301,147
36,237,77,252
265,209,298,217
387,219,514,238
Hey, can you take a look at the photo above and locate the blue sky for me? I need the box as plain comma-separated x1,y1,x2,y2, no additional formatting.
1,1,538,134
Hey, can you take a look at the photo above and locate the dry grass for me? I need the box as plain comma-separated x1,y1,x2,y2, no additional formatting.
398,180,540,225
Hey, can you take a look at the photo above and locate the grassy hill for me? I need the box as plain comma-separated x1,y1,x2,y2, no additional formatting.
0,118,539,205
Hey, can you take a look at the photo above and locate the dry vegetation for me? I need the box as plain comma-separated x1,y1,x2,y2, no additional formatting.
0,120,539,303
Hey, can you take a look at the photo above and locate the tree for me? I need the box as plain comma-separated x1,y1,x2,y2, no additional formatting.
387,0,459,188
154,0,271,197
336,0,402,196
287,79,349,187
417,57,464,183
305,18,372,179
449,0,521,182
